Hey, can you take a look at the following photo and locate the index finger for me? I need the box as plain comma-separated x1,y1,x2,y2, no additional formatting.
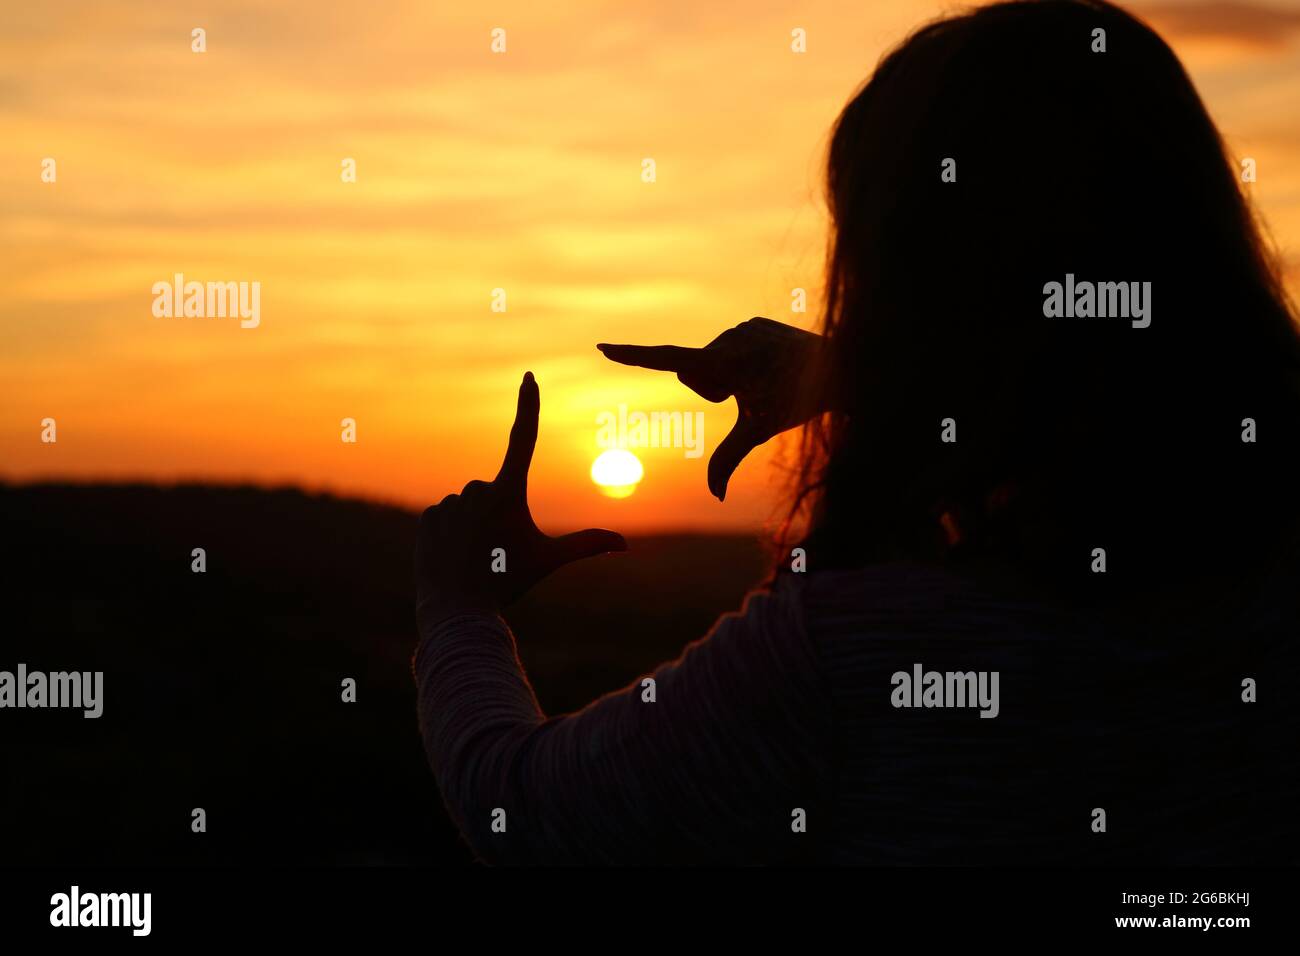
596,343,702,373
496,371,539,492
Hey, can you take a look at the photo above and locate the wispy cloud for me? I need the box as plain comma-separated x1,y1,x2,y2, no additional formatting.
1133,1,1300,50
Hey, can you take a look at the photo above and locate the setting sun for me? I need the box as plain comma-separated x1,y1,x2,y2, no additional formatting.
591,449,644,498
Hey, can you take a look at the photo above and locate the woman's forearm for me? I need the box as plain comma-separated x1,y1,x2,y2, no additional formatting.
413,583,828,865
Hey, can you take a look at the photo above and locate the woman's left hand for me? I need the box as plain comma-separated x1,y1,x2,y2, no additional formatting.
415,371,627,629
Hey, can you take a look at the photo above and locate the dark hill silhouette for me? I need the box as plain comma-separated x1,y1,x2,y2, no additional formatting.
0,482,767,865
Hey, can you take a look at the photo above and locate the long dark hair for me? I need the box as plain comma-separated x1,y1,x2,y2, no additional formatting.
789,0,1300,611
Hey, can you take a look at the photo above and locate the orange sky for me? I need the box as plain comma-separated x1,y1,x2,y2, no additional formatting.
3,0,1300,532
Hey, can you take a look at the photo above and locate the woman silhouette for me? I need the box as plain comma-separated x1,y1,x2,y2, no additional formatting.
414,0,1300,864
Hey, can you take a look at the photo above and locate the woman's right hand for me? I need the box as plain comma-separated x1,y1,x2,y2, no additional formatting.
597,317,830,501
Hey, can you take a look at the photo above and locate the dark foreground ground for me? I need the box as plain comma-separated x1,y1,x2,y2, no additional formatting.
0,483,768,865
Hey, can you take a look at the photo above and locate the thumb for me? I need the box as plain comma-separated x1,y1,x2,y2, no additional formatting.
708,419,762,502
548,528,629,568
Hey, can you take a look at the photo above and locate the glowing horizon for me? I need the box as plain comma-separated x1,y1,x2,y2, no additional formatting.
3,0,1299,533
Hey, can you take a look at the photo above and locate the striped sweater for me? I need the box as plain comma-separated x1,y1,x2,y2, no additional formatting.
415,564,1294,864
